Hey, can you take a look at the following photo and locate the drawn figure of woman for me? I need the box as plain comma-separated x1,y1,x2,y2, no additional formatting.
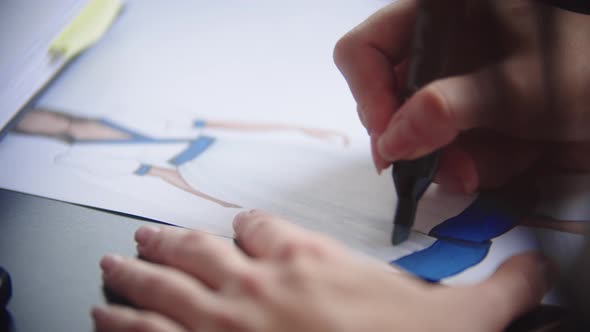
13,107,370,213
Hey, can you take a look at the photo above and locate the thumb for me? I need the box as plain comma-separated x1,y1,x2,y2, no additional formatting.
376,66,505,162
471,253,554,331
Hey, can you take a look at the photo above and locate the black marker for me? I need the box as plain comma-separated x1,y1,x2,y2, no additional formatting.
391,0,456,245
392,153,438,245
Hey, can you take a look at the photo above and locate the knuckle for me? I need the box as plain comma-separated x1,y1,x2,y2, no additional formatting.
277,236,336,262
235,268,267,299
180,230,207,245
247,218,274,240
498,60,544,128
281,254,315,286
500,58,584,137
403,108,433,145
277,241,302,261
139,273,169,295
501,62,533,105
420,84,453,125
500,58,542,104
407,83,459,146
162,231,207,262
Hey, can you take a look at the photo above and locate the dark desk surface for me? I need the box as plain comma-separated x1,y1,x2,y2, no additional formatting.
0,189,152,332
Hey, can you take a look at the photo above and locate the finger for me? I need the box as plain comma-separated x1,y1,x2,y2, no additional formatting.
377,66,506,162
433,144,478,193
370,61,411,173
371,134,390,174
233,210,343,260
434,132,542,193
333,0,417,136
92,305,186,332
100,255,219,330
469,253,554,332
135,225,252,289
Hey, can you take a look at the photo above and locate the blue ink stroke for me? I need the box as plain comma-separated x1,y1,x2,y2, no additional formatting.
169,136,216,166
392,194,519,282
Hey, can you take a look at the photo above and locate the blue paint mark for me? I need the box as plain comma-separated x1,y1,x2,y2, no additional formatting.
394,240,491,282
169,136,216,166
391,195,519,282
193,120,207,128
134,164,152,176
429,195,516,243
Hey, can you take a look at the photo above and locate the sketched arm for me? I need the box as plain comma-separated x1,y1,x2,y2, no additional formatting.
204,120,350,146
146,166,241,208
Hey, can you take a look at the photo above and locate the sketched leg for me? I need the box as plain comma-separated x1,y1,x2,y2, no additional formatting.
146,166,241,208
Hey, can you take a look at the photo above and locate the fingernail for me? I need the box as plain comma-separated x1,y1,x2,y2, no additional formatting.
358,110,366,127
372,153,382,174
377,136,408,162
371,134,385,173
357,104,370,133
100,255,123,276
135,225,160,247
375,165,383,175
371,152,387,175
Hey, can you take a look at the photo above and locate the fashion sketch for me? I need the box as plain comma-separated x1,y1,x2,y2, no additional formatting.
14,107,351,209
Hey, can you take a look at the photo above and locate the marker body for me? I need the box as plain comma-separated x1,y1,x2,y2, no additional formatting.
391,153,438,245
390,0,456,245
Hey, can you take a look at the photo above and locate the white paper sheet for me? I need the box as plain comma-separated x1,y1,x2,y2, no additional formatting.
1,0,588,293
1,0,403,256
